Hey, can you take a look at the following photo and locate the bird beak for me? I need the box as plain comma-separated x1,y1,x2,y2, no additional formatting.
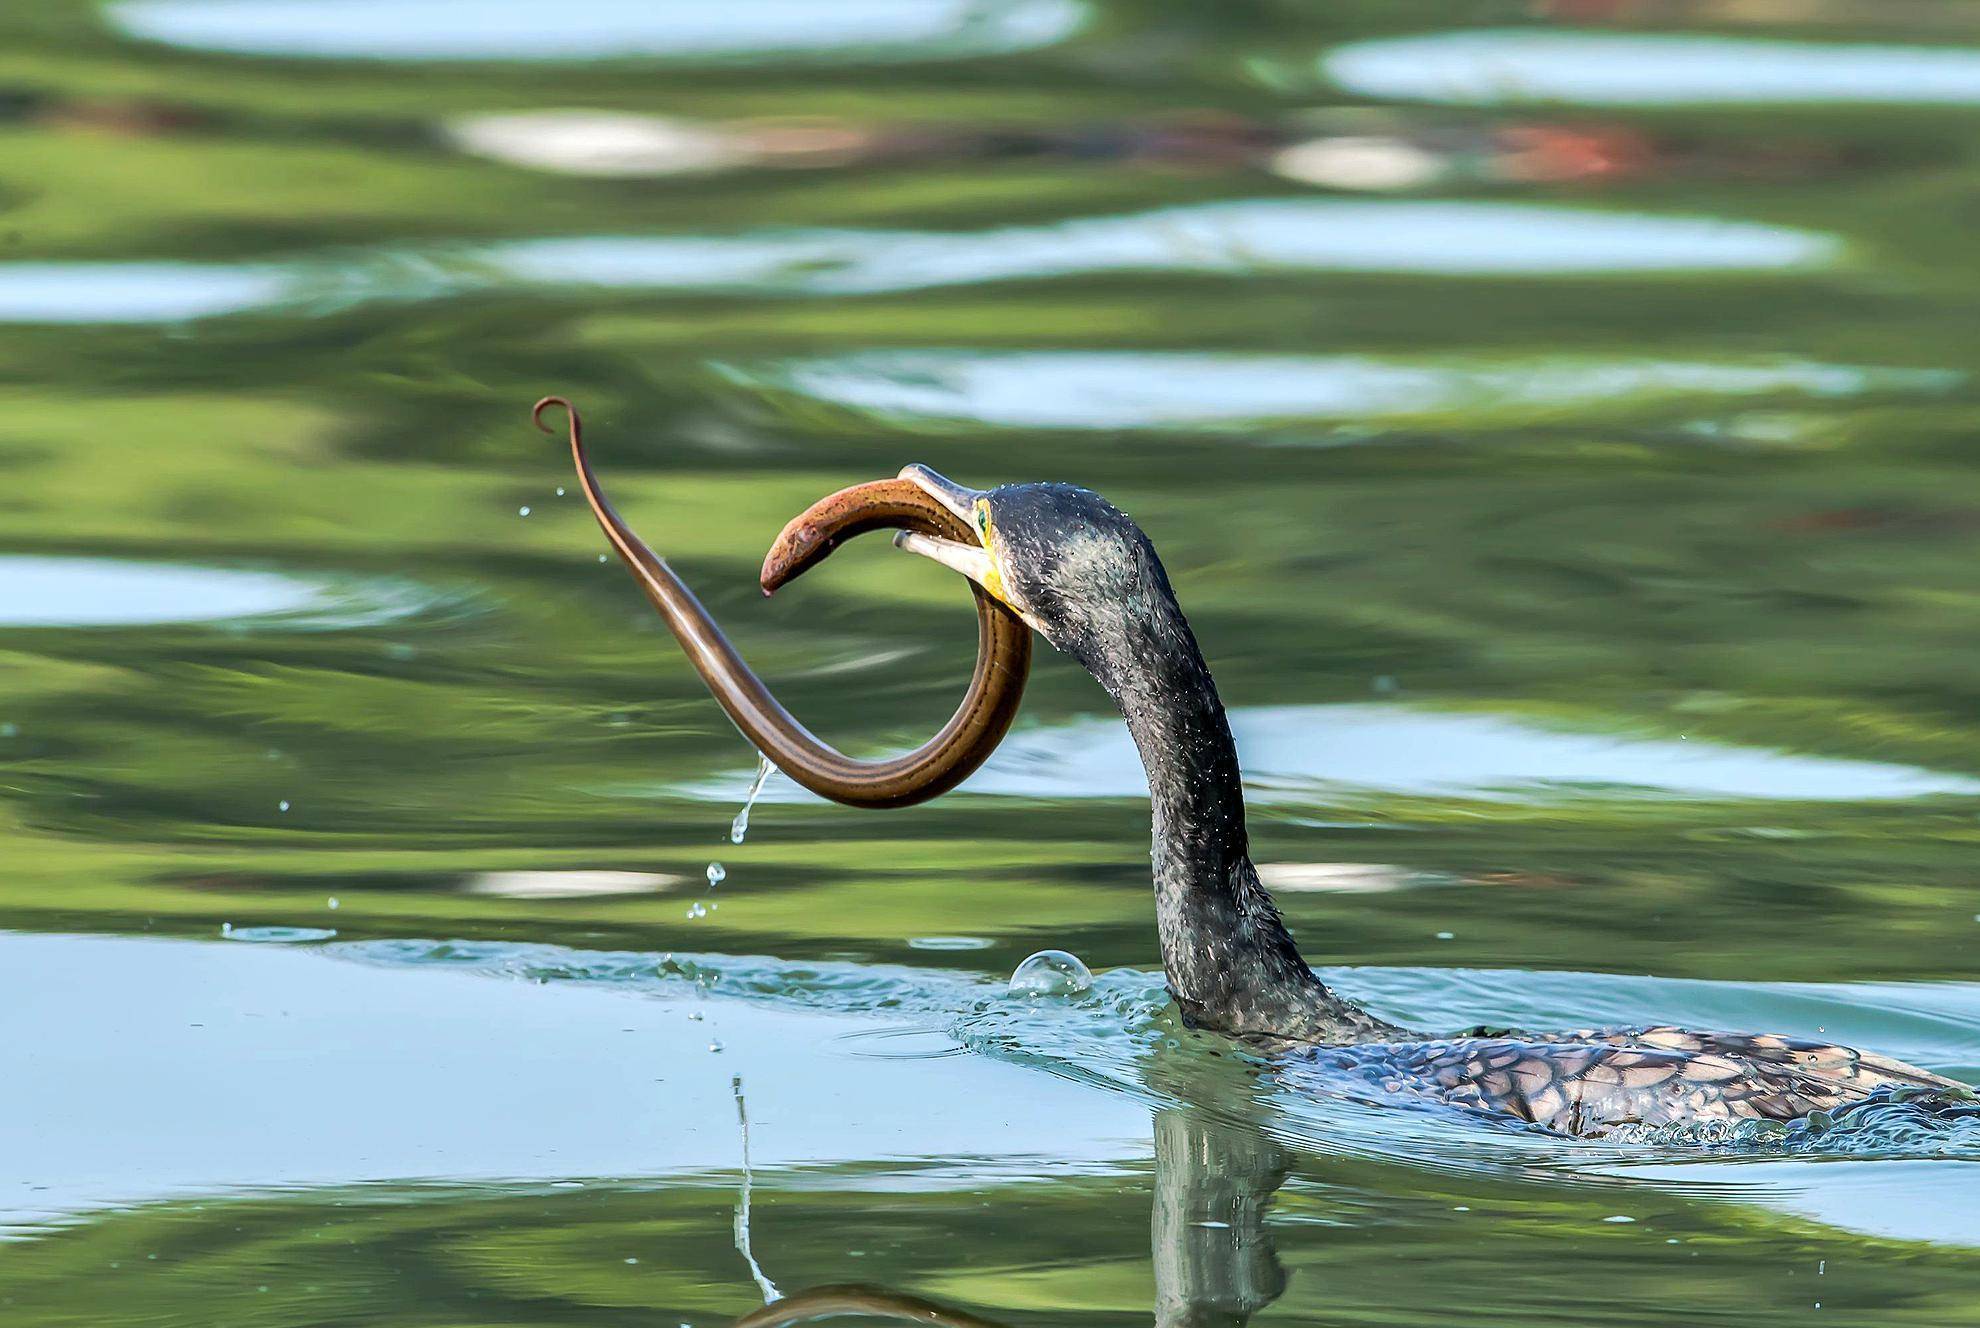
898,464,980,523
893,464,997,593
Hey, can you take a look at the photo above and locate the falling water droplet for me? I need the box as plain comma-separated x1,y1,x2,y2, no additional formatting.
731,754,773,844
598,554,609,563
686,902,709,919
708,1040,724,1053
326,897,339,911
0,722,17,738
556,487,567,497
278,800,290,813
1009,949,1092,997
518,506,531,517
707,862,726,888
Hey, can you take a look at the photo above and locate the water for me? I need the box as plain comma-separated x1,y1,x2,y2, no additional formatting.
6,2,1980,1324
731,754,774,844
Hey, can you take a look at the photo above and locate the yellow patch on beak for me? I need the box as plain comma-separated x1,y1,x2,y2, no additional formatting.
974,499,1009,605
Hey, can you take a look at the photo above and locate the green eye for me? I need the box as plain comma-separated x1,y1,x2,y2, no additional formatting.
976,506,990,532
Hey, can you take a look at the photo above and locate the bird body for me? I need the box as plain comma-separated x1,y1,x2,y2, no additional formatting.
876,470,1964,1136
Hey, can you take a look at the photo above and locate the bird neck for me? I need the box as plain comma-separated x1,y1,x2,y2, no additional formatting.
1083,594,1399,1046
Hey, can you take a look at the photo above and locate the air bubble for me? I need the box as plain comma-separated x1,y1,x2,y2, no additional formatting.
1009,949,1092,997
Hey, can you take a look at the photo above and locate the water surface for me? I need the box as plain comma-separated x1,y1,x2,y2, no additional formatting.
3,2,1980,1325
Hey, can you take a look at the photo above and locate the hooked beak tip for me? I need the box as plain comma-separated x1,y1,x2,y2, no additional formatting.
899,464,980,524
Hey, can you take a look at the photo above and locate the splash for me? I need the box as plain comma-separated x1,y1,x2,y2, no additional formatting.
731,754,773,844
326,938,1980,1176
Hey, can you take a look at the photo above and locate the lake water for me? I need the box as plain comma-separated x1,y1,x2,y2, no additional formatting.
3,3,1980,1324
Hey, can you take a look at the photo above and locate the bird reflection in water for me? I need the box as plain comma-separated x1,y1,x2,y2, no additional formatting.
731,1102,1293,1328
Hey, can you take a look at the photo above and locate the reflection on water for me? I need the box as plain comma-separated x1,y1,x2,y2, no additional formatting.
0,200,1839,323
744,351,1952,431
8,928,1975,1246
110,0,1086,63
0,556,430,629
688,704,1980,806
1326,30,1980,107
0,263,287,324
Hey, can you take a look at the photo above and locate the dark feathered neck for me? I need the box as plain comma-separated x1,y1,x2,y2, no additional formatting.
1075,582,1402,1046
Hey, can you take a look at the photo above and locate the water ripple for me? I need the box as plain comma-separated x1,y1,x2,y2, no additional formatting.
0,200,1839,323
1326,29,1980,108
110,0,1084,63
677,704,1980,807
735,350,1953,432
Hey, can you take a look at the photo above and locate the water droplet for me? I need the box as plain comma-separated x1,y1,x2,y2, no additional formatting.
220,922,233,936
278,800,290,813
686,902,708,920
908,936,994,951
708,1040,724,1053
706,862,726,887
0,722,16,738
1602,1215,1635,1224
687,1010,704,1021
1436,931,1455,940
557,487,567,497
518,506,531,517
326,897,339,910
1009,949,1092,996
598,554,609,563
730,754,773,844
624,1257,638,1264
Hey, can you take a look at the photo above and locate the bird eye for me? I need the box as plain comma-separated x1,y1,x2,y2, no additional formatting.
976,505,990,532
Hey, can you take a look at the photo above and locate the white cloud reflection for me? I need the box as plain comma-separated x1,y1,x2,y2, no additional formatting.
686,704,1980,807
1326,29,1980,108
110,0,1084,63
0,199,1840,325
744,350,1951,430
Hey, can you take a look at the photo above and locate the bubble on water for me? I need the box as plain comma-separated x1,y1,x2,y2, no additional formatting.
707,862,726,887
909,936,994,951
224,926,337,944
730,754,773,844
1009,948,1092,996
